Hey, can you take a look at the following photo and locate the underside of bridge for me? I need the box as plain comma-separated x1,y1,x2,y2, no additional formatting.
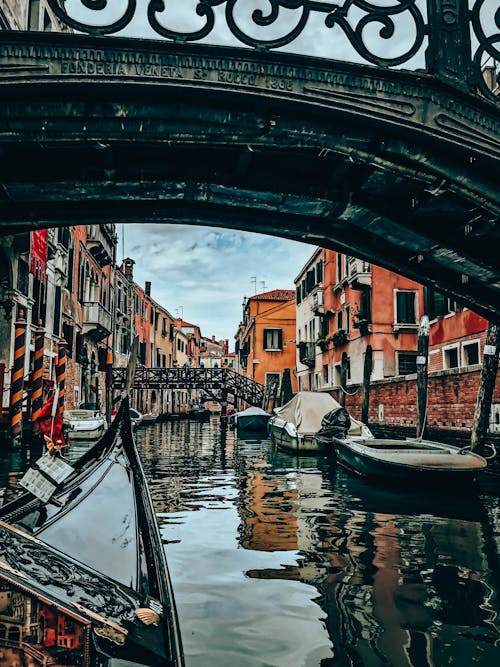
0,32,499,321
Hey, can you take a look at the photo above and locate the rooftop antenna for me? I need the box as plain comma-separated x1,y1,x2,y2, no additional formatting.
176,306,184,319
251,276,257,294
260,280,267,292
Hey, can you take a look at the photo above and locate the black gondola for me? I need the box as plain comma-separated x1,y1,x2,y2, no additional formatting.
0,397,184,667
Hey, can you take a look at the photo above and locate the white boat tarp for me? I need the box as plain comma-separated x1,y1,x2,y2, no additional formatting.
273,392,369,436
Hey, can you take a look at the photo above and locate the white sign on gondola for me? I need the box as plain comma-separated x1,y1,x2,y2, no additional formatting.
19,468,57,503
36,453,74,484
19,454,74,502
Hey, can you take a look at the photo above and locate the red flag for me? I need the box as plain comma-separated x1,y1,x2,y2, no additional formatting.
38,392,65,448
30,230,48,285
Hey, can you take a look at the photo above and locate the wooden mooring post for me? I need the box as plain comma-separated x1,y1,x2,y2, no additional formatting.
361,345,373,425
339,352,348,408
471,322,499,455
416,316,430,439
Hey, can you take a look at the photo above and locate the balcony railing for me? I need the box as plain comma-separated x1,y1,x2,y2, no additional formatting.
83,301,112,340
87,224,115,267
298,342,316,368
311,288,324,314
346,258,371,289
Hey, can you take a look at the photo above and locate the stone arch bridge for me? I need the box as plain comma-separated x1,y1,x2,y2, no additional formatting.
0,1,499,320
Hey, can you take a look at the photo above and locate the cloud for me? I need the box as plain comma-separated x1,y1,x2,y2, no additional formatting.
118,224,313,345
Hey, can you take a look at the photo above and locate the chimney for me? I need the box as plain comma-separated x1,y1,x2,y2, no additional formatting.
212,335,215,341
145,281,151,296
123,257,135,281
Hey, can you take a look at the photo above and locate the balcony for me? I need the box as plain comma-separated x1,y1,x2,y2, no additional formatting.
346,258,371,289
83,301,112,341
298,342,316,368
87,224,115,267
311,288,324,314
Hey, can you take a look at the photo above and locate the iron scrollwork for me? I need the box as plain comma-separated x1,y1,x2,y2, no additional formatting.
46,1,427,67
470,0,500,97
46,1,137,35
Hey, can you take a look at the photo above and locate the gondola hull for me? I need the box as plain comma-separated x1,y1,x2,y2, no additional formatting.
0,398,184,667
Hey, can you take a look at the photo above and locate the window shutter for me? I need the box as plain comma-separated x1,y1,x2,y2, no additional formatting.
277,329,283,349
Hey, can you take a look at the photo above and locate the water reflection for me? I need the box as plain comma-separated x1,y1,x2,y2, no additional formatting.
1,419,500,666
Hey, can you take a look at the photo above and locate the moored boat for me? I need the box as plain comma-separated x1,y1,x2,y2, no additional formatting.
188,404,211,421
332,436,487,486
63,408,106,441
269,392,372,454
0,397,184,667
230,406,270,433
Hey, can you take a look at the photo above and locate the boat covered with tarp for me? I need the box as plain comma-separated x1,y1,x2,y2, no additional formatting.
230,406,270,433
268,391,372,454
0,397,184,667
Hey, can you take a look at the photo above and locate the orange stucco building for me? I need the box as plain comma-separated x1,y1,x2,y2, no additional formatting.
235,289,297,394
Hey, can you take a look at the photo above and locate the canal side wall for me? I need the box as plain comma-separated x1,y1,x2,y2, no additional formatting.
331,364,500,447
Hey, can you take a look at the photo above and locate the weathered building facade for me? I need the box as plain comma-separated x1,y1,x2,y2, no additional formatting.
235,289,297,397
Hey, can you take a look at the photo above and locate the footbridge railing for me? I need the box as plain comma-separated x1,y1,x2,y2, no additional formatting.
112,366,266,407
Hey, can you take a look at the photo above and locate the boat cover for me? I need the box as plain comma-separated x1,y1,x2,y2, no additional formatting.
235,406,270,417
273,392,369,436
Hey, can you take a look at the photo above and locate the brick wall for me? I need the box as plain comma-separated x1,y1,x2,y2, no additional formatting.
330,365,500,436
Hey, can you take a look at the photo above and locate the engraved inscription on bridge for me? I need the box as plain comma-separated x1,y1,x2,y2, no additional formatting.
1,36,498,161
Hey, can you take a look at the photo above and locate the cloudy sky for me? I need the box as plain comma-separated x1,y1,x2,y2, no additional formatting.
118,224,314,345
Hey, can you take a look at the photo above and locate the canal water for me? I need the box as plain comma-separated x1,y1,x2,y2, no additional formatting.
1,418,500,667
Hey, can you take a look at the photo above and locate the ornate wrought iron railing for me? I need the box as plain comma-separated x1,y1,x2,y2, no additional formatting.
113,366,266,406
43,1,499,99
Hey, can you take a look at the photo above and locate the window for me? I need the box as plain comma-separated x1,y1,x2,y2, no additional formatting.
395,291,417,324
398,351,417,375
323,364,329,385
443,344,459,369
424,287,459,319
263,328,282,350
337,310,343,330
315,260,323,284
296,285,301,305
345,306,350,334
265,372,280,391
336,253,343,283
463,340,480,366
17,258,29,295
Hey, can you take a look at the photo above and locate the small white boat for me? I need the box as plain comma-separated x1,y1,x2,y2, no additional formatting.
269,392,372,454
63,409,106,441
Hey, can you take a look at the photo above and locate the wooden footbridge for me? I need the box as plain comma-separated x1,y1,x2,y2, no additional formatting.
112,367,267,408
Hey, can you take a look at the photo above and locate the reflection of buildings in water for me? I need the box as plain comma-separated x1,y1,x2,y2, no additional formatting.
0,583,84,665
234,444,499,667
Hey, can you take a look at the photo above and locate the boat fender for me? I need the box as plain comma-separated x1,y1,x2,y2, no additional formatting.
135,608,160,626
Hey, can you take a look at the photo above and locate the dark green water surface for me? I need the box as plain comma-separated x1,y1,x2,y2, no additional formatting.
1,418,500,667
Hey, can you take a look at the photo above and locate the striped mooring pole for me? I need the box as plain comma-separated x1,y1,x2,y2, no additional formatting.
56,339,67,417
10,309,26,443
31,320,45,431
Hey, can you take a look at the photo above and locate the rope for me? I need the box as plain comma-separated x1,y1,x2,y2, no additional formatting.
338,384,359,396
